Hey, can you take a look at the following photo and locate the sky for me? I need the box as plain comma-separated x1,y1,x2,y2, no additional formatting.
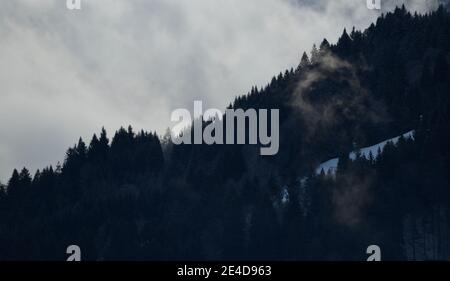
0,0,441,182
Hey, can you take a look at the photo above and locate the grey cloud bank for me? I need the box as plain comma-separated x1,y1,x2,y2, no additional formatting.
0,0,440,181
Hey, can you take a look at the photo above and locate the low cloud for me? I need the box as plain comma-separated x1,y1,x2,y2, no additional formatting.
332,171,374,227
292,53,390,143
0,0,441,181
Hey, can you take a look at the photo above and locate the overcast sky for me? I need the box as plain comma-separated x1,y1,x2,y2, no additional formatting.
0,0,441,182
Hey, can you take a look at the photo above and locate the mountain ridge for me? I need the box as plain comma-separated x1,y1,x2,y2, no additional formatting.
0,5,449,260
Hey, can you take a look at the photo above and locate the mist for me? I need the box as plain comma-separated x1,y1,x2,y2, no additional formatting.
0,0,441,181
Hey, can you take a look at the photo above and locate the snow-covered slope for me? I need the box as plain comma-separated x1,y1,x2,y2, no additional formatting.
315,130,415,175
315,158,339,175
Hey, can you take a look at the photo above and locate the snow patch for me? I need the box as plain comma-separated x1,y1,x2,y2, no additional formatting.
281,185,289,204
315,130,415,175
349,130,415,161
315,158,339,175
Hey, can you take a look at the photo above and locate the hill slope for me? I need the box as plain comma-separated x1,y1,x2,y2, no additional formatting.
0,6,449,260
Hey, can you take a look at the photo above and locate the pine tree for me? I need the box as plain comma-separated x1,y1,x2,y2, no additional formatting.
336,28,352,57
99,127,110,147
32,169,41,185
7,168,31,200
296,52,310,72
88,134,100,156
0,181,6,202
7,169,20,198
88,130,110,162
76,138,87,160
310,44,320,64
320,38,330,52
97,127,110,160
337,154,350,174
19,168,32,186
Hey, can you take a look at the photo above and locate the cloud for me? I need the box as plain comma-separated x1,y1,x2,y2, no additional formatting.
332,170,375,227
291,52,390,143
0,0,441,181
381,0,441,13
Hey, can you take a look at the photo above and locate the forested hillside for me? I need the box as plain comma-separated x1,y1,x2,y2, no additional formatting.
0,5,449,260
